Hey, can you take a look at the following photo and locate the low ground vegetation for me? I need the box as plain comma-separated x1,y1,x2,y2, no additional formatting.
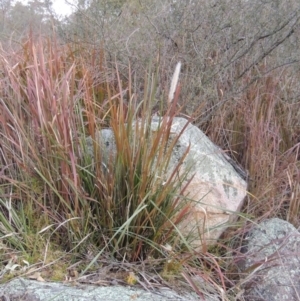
0,36,299,300
0,1,300,299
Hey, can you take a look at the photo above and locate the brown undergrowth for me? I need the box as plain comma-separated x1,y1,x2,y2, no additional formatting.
0,36,299,300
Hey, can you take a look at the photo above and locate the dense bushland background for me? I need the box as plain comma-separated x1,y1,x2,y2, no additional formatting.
0,0,300,299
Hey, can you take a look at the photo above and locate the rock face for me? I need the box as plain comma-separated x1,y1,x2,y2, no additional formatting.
86,117,247,248
240,218,300,301
0,278,199,301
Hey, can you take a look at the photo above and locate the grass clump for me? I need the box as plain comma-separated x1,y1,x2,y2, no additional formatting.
80,62,195,269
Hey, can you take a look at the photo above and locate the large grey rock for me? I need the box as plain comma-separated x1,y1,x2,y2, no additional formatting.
0,278,212,301
86,117,247,248
240,218,300,301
